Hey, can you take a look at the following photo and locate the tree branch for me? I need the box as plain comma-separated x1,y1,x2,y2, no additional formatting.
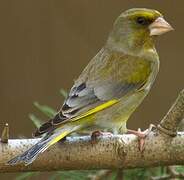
157,89,184,136
0,89,184,173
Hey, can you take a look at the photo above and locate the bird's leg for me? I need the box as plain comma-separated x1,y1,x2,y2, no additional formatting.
91,130,113,144
127,124,156,152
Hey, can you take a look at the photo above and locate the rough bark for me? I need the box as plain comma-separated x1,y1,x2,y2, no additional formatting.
0,89,184,173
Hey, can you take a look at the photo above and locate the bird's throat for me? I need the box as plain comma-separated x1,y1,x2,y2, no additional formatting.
107,30,155,57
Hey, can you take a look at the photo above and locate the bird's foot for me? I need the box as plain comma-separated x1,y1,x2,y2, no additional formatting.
91,131,113,144
127,124,156,152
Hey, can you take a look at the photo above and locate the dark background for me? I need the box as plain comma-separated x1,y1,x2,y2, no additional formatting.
0,0,183,179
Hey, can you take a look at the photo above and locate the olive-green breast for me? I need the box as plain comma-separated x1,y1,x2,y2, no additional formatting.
99,52,151,85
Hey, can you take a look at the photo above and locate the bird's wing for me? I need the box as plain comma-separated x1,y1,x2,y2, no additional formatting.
34,49,151,136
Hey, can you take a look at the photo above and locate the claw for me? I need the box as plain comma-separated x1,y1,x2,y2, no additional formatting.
91,131,113,144
127,124,156,152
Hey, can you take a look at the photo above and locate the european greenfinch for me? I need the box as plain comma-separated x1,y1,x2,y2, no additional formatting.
8,8,173,165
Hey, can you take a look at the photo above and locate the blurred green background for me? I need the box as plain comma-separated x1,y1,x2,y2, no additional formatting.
0,0,183,179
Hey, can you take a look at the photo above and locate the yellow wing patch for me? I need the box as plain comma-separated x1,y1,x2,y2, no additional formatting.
71,99,119,121
48,131,69,146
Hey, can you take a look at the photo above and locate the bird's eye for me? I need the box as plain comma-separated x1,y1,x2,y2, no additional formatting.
136,17,148,25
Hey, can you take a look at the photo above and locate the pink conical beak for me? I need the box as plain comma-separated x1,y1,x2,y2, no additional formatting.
149,17,174,36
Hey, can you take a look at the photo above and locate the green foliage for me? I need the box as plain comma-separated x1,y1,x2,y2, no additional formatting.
29,114,43,128
176,165,184,172
49,170,97,180
59,88,68,99
33,102,56,118
15,172,40,180
124,167,165,180
16,89,184,180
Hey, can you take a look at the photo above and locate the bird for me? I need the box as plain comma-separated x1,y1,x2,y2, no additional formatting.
7,8,173,165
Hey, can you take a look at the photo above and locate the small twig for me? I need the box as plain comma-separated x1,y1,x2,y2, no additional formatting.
151,166,184,180
151,174,171,180
1,123,9,143
158,89,184,136
88,170,112,180
168,166,184,178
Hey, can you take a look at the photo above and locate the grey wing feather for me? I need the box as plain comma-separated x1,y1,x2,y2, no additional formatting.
94,82,138,101
61,83,99,116
33,82,100,137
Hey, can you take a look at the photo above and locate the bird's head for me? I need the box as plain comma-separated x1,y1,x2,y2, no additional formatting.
107,8,173,54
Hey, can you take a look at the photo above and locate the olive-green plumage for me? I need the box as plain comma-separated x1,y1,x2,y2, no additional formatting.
8,8,173,165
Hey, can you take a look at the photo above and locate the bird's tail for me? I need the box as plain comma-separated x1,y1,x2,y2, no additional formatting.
7,123,81,165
